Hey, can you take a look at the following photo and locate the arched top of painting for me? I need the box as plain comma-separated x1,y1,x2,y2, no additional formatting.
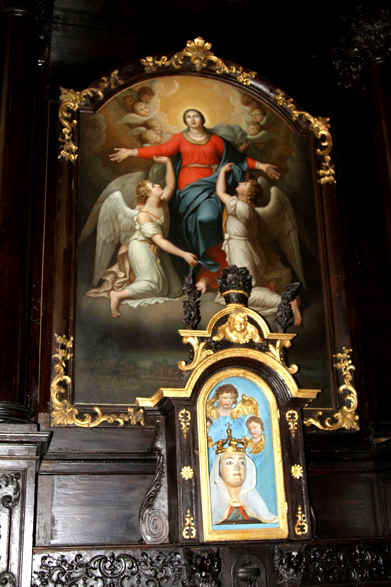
58,37,335,180
94,72,307,137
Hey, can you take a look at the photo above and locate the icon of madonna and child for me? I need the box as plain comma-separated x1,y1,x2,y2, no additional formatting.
204,376,283,530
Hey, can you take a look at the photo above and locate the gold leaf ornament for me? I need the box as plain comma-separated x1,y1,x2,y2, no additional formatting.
181,467,194,481
182,509,196,539
274,89,335,185
58,70,122,162
141,37,256,85
304,346,359,431
50,334,144,428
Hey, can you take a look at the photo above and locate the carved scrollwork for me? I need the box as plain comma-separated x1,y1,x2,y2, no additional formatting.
273,546,306,585
0,571,17,586
274,89,335,185
184,548,221,587
33,548,222,587
32,550,189,586
51,334,145,428
58,70,122,162
304,346,359,431
178,337,213,372
274,542,391,585
183,272,202,331
0,472,21,510
141,37,256,86
139,448,169,544
0,473,21,586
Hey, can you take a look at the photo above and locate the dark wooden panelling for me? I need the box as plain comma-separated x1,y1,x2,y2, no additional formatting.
310,471,382,538
46,426,156,455
36,473,153,546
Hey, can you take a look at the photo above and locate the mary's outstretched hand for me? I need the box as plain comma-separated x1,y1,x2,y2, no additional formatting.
109,147,137,162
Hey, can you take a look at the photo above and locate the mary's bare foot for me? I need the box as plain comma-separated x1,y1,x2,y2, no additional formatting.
290,298,302,326
109,290,121,318
195,277,208,295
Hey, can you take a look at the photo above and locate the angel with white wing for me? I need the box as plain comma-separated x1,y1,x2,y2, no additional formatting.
216,163,302,325
86,156,198,318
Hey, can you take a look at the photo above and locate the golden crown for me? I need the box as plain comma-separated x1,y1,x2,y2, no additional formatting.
214,424,249,454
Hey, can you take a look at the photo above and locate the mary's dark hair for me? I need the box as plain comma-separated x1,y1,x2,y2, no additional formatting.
183,108,206,127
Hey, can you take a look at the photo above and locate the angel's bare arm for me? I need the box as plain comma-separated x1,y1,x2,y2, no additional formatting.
216,163,233,207
153,156,176,201
151,233,198,267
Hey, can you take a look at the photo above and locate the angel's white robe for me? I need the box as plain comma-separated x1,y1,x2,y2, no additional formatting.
123,212,182,307
220,197,282,316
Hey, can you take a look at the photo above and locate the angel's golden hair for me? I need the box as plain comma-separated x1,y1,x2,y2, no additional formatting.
135,180,152,205
245,179,262,204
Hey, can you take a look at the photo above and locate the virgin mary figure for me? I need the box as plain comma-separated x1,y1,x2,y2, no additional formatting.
210,432,277,525
109,108,280,292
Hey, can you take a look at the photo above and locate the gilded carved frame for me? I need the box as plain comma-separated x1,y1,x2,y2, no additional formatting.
49,37,358,431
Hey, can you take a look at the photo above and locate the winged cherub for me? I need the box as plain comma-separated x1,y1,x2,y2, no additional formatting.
85,156,198,317
216,163,303,325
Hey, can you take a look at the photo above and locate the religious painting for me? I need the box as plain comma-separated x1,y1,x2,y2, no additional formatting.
197,369,288,541
73,73,330,408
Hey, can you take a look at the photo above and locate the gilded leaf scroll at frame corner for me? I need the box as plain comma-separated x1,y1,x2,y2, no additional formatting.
58,70,123,162
50,334,144,428
304,346,359,432
274,89,336,185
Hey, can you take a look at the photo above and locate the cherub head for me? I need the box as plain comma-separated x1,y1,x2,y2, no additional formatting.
140,128,161,145
235,179,262,205
135,179,162,205
133,101,151,117
240,94,257,109
122,94,136,112
214,384,239,412
137,86,155,103
246,416,265,442
146,118,163,132
246,121,262,137
251,107,266,124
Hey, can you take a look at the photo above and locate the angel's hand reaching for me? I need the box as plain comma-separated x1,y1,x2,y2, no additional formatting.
220,162,233,173
261,163,280,181
153,156,169,164
182,252,198,267
109,148,137,162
